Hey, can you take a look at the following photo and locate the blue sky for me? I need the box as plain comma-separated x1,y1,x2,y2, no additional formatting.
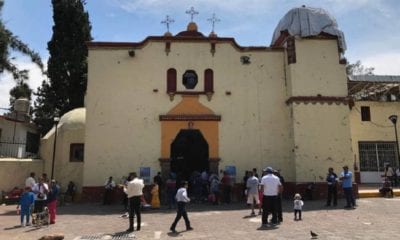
1,0,400,111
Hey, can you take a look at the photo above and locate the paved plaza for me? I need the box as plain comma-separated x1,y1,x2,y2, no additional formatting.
1,197,399,240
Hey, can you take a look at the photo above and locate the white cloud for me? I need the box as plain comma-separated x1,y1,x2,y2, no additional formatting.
362,52,400,75
0,59,46,114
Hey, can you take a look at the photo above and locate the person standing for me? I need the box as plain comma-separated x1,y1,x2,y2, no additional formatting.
293,193,304,221
340,165,356,209
260,167,282,227
125,172,144,232
170,181,193,233
384,164,395,187
151,177,160,209
325,167,338,207
221,171,232,204
103,176,116,205
246,171,260,216
25,172,36,188
274,169,285,222
209,174,220,205
166,173,177,209
47,179,59,224
154,172,163,203
32,177,49,214
16,186,35,227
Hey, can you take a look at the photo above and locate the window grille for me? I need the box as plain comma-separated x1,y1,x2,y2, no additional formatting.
359,142,397,171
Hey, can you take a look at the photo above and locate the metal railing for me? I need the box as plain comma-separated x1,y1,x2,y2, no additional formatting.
0,141,39,159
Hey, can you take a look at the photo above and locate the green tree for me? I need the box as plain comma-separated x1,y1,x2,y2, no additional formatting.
0,0,43,80
34,0,92,134
346,60,374,75
9,80,32,107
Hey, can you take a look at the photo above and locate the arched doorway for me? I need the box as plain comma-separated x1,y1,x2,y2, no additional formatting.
170,129,209,180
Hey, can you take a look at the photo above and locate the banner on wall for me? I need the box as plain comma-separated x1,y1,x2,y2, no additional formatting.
140,167,151,184
225,165,236,184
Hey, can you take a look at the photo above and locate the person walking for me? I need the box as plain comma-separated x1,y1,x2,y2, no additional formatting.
124,173,144,232
170,181,193,233
340,165,356,209
325,167,338,207
260,167,282,227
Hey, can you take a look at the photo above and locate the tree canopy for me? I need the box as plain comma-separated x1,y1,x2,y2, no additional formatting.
346,60,374,75
34,0,92,135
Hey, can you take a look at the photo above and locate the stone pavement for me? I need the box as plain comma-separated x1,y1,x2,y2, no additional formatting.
1,197,399,240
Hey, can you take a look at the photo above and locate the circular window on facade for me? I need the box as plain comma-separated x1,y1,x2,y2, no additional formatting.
182,70,198,89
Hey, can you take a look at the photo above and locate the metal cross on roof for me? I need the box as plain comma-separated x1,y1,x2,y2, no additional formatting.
161,15,174,32
185,7,199,22
207,13,220,32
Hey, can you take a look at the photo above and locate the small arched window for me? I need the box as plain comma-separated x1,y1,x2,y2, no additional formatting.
204,69,214,92
167,68,177,93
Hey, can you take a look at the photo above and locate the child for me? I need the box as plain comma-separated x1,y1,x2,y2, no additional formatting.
293,193,304,221
16,186,35,227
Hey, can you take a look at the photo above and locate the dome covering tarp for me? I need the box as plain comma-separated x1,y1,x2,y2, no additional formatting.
271,6,346,51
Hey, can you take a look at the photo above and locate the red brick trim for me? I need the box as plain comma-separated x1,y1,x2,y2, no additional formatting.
272,31,339,47
287,36,296,64
159,114,221,121
286,96,352,106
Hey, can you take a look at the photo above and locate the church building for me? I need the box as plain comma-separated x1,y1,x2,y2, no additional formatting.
33,6,396,200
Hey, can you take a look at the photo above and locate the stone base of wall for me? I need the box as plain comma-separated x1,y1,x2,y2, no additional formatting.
81,182,359,203
283,182,359,200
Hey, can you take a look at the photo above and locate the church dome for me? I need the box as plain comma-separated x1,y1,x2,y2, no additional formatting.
271,6,346,51
42,108,86,139
58,107,86,130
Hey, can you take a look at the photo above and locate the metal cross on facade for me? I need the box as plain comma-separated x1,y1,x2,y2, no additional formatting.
185,7,199,22
207,13,220,32
161,15,174,32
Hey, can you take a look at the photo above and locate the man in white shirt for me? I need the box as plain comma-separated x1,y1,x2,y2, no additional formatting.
32,177,49,214
170,181,193,233
124,173,144,232
25,172,36,188
260,167,282,227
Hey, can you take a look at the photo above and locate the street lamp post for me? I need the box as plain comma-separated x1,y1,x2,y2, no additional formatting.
51,117,60,180
388,115,400,168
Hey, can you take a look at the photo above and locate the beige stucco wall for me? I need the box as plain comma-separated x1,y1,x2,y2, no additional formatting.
40,108,85,192
291,104,353,182
0,159,43,192
350,101,400,168
286,39,347,97
287,38,353,182
85,40,294,185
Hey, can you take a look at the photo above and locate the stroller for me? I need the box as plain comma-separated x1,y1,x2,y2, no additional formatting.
31,200,50,227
